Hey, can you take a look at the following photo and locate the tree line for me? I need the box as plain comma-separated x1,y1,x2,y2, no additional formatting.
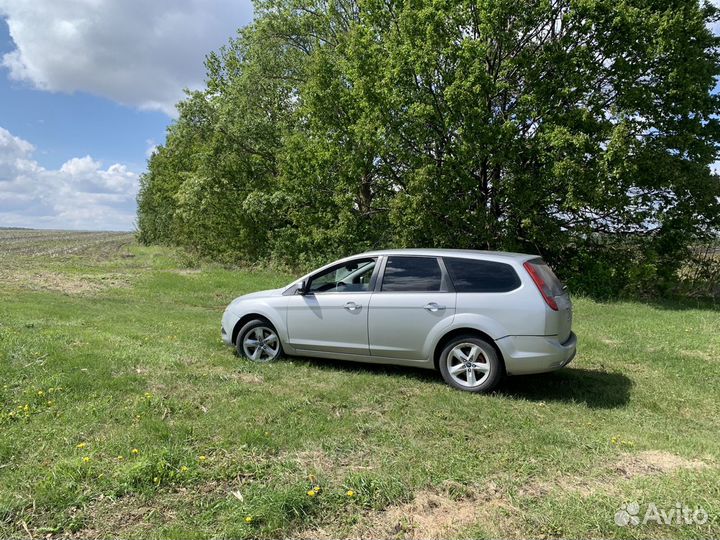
137,0,720,297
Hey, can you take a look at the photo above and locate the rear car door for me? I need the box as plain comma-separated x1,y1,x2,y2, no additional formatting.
368,256,456,360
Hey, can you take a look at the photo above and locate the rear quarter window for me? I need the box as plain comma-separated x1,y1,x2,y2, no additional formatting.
444,257,521,293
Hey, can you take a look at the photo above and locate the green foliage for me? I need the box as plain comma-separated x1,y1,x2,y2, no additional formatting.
137,0,720,296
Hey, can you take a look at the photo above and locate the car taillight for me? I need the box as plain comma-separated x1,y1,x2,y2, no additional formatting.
523,261,559,311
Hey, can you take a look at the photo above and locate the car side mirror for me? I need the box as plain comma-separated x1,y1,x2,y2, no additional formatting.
295,280,307,295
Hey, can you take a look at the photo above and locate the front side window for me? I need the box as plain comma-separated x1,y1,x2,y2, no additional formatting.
381,256,444,292
307,258,376,293
444,257,521,293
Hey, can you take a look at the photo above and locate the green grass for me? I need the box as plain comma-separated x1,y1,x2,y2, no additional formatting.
0,229,718,539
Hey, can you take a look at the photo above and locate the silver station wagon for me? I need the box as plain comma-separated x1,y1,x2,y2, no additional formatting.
221,249,577,393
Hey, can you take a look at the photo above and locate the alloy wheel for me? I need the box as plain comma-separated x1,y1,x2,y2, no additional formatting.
242,326,280,362
445,342,491,388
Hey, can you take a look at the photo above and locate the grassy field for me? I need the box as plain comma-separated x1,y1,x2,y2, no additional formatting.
0,229,718,539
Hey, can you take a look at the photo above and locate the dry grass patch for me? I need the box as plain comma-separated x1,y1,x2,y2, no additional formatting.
0,270,132,295
520,450,711,501
613,450,708,479
679,349,717,362
287,448,379,486
292,450,336,476
299,482,519,540
67,482,231,539
169,268,203,276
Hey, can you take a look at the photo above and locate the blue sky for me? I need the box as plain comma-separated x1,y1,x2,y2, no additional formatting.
0,2,718,231
0,1,253,230
0,24,168,172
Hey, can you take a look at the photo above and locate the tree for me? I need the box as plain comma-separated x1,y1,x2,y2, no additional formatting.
138,0,720,295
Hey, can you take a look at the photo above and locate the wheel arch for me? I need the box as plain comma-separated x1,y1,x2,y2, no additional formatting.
232,313,275,345
433,327,506,374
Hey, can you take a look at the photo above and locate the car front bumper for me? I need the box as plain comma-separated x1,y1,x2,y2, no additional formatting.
496,332,577,376
221,308,239,346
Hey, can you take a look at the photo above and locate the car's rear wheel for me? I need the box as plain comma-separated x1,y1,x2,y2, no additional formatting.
236,319,283,362
438,335,502,393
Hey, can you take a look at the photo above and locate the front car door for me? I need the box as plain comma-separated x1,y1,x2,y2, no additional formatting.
368,256,456,360
286,257,378,355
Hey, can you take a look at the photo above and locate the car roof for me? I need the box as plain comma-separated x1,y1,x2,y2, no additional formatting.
288,248,541,287
358,248,538,263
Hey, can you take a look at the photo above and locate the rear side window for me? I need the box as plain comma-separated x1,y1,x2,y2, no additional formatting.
444,257,521,293
382,256,444,292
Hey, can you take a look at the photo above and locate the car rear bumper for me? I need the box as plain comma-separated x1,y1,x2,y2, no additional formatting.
496,332,577,375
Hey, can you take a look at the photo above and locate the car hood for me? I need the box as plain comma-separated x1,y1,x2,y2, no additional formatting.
229,287,284,307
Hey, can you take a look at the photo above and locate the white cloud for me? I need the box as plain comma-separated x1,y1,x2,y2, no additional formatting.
145,139,159,159
0,126,138,230
0,0,253,115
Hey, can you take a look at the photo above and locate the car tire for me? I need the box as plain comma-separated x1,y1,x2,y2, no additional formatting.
236,319,283,363
438,335,502,393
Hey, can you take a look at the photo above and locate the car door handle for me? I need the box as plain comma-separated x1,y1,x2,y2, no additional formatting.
344,301,360,311
424,302,445,312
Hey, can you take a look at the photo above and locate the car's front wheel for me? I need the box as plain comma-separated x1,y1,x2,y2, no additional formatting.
236,319,283,362
438,335,502,393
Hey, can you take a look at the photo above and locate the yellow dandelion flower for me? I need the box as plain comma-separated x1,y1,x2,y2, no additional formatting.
117,455,124,460
82,456,91,463
131,448,139,455
198,455,207,462
76,442,87,449
180,465,188,472
313,485,321,493
306,490,316,497
346,490,355,497
37,390,44,397
153,477,159,484
244,516,254,524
